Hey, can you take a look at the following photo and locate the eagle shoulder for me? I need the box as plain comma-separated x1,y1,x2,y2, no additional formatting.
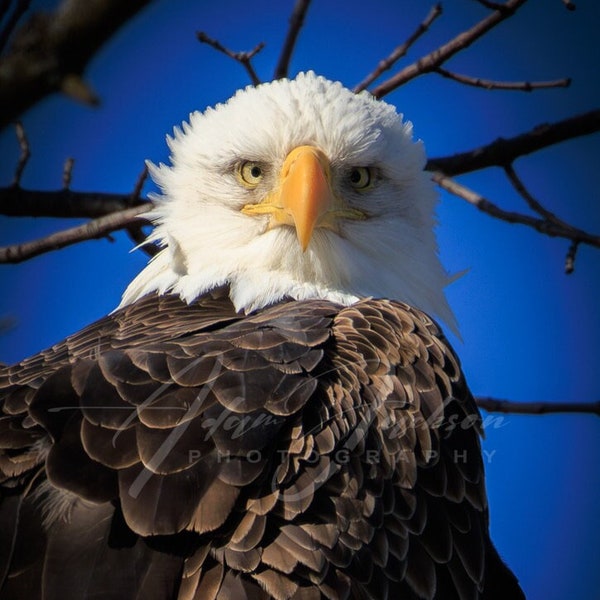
0,294,521,600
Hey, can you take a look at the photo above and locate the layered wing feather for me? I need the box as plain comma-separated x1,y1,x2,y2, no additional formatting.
0,292,523,599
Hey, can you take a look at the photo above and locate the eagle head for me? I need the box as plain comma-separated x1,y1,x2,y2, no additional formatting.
121,72,456,330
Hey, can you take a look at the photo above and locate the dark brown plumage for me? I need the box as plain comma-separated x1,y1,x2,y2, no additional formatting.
0,290,524,599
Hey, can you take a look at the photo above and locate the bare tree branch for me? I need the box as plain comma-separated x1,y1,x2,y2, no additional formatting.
370,0,529,99
273,0,311,80
196,32,264,86
434,67,570,92
354,3,442,93
0,187,149,218
426,109,600,176
476,397,600,416
431,172,600,249
0,204,151,263
0,0,153,131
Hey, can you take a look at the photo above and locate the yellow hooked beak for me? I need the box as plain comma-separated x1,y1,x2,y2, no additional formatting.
241,145,365,251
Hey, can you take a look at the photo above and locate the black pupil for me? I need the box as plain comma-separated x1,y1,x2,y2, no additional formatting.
350,169,362,184
250,166,262,179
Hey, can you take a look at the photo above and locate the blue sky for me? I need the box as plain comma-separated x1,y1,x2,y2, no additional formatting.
1,1,599,598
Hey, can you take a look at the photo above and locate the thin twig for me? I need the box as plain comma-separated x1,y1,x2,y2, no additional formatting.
504,164,587,273
565,241,579,274
0,205,151,264
370,0,528,99
12,121,30,187
62,157,75,190
503,164,564,224
431,172,600,249
354,3,442,93
476,397,599,416
130,165,148,199
426,109,600,176
0,0,30,53
273,0,312,80
197,31,264,86
435,67,570,92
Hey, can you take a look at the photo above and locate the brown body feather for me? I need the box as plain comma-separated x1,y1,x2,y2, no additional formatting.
0,292,524,599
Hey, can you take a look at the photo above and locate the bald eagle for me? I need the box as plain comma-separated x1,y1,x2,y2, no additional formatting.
0,73,524,599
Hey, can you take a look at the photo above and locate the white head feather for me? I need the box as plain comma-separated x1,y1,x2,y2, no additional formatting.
120,72,456,331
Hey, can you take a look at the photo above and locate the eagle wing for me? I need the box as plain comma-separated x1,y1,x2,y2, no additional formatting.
0,292,522,599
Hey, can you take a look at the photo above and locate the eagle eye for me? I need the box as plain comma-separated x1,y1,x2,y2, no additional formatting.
238,161,264,188
348,167,372,190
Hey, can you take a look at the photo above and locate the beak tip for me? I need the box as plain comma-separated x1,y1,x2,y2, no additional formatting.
298,236,310,252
